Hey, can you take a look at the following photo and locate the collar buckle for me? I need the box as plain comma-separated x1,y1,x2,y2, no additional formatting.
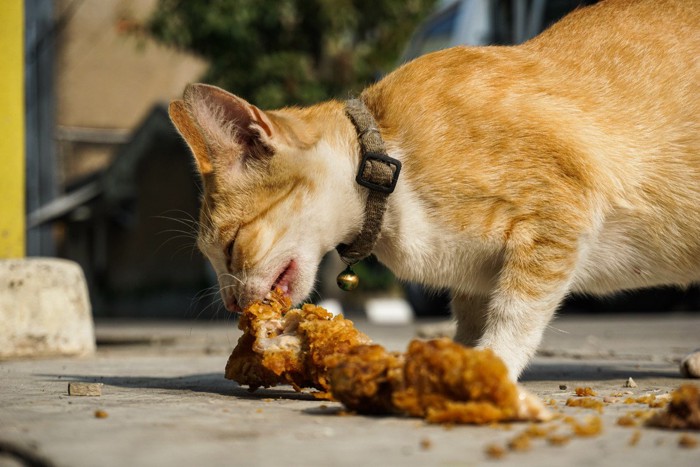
355,151,402,194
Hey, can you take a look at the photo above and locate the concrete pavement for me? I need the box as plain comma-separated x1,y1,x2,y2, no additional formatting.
1,312,699,466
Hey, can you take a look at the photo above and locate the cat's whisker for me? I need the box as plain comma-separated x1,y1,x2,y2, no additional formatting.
158,208,198,220
218,272,246,287
546,324,570,334
154,235,197,257
192,292,227,321
186,285,221,319
307,283,321,301
191,284,220,301
188,243,201,260
155,229,199,239
153,211,202,260
192,301,216,321
156,209,199,223
154,216,200,236
231,275,245,286
171,243,200,261
155,233,198,247
156,219,199,233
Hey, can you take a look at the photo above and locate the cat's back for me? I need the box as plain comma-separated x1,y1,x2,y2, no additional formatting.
366,0,699,180
528,0,698,163
528,0,699,57
525,0,699,122
379,0,698,126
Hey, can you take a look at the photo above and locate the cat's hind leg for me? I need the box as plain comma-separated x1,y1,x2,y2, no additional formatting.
452,293,490,347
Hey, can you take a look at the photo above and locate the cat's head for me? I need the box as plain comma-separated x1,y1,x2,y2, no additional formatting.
169,84,363,311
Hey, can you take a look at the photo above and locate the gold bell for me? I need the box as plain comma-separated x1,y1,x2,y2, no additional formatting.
336,265,359,291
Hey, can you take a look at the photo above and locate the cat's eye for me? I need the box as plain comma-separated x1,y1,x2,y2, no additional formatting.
224,240,234,260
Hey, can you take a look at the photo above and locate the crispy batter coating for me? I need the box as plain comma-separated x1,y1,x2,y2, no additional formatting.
329,338,550,424
226,296,550,423
397,339,521,423
225,291,371,392
325,344,404,414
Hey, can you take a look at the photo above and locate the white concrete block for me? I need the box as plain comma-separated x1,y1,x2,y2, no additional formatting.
0,258,95,358
365,297,414,324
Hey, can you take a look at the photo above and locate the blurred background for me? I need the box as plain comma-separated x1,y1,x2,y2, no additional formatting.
6,0,698,320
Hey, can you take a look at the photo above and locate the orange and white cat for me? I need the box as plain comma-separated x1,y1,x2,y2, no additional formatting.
169,0,699,380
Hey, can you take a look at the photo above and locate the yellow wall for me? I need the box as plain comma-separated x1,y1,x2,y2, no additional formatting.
0,0,25,258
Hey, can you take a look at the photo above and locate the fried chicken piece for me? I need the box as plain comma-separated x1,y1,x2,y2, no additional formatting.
227,295,550,423
225,291,372,393
329,338,552,424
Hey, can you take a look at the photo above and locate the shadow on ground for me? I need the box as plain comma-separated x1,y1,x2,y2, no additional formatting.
37,359,684,404
37,372,319,401
521,361,681,382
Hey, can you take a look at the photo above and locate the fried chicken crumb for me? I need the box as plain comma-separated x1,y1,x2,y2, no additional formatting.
678,434,697,448
628,430,642,446
523,424,552,438
617,415,637,427
484,444,506,459
547,434,571,446
646,384,700,430
507,433,532,452
566,415,603,437
565,397,604,413
575,387,596,397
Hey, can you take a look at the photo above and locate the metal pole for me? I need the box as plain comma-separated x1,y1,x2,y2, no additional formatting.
25,0,58,256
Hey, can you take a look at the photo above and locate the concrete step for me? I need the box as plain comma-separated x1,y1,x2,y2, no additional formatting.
0,258,95,358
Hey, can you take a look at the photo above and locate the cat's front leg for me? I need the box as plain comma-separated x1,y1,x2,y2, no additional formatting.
475,235,578,380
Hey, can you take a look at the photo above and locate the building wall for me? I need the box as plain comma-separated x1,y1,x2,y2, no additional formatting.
55,0,207,184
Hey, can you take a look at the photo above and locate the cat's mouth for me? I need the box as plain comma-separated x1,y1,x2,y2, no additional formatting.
224,260,297,313
271,260,296,296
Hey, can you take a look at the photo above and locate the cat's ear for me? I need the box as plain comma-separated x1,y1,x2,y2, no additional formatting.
181,84,277,172
168,100,214,175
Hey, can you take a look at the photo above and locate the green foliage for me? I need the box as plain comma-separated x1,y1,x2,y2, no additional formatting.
353,255,398,292
148,0,437,108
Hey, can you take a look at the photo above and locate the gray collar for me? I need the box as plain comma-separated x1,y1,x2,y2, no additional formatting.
336,98,402,266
